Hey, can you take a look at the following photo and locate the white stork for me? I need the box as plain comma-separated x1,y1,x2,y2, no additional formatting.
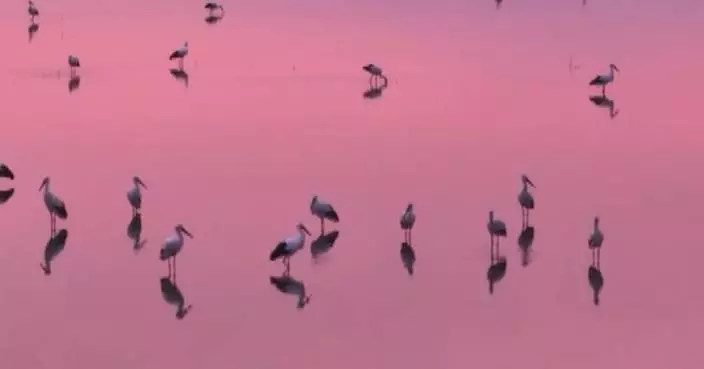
126,176,147,215
400,203,416,244
588,217,603,266
68,55,80,76
28,0,39,20
517,174,535,225
487,211,507,250
169,42,189,70
270,223,311,273
589,64,619,94
160,224,194,275
310,196,339,234
362,63,387,85
39,177,67,235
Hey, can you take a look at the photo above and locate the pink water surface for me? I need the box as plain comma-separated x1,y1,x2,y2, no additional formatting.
1,0,704,368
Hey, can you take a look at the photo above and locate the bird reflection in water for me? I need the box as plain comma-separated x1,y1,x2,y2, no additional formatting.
68,75,81,93
589,94,619,119
399,242,416,276
310,230,340,262
363,76,388,100
40,229,68,275
588,265,604,306
169,68,189,88
0,163,14,205
0,189,15,205
487,213,507,294
160,276,193,320
269,273,311,309
517,225,535,267
127,213,147,253
205,14,224,25
28,22,39,43
495,0,503,9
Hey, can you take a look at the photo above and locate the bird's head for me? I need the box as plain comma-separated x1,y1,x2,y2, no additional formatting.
38,176,50,191
296,223,311,236
176,224,193,238
609,64,619,72
133,176,147,189
362,64,374,72
521,174,535,188
310,195,318,206
594,216,600,226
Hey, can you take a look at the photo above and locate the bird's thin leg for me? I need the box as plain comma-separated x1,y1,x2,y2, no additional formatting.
596,248,601,268
168,258,172,278
409,230,412,245
496,238,501,256
320,218,325,235
601,85,606,96
179,59,184,70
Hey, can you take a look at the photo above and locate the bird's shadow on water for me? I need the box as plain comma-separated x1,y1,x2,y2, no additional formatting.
589,94,619,119
28,22,39,43
204,14,224,25
310,230,340,263
169,68,189,88
269,273,311,310
399,241,416,276
0,189,15,205
588,265,604,306
487,242,507,295
68,75,81,94
127,213,147,253
518,225,535,267
160,275,193,320
40,229,68,276
363,77,388,100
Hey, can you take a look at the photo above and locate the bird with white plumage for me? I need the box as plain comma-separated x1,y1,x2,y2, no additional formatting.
310,196,339,234
160,224,194,275
28,0,39,20
588,217,603,266
589,64,619,94
518,174,535,225
270,223,311,273
400,203,416,243
126,176,147,215
39,177,68,235
169,42,189,70
68,55,80,76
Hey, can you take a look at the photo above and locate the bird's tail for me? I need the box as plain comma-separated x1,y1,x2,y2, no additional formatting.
326,211,339,222
55,207,68,219
159,249,170,261
269,243,287,261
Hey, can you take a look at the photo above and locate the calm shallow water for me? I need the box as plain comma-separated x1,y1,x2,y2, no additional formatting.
1,0,704,368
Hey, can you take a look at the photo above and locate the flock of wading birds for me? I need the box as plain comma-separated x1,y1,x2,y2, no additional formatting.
15,0,622,318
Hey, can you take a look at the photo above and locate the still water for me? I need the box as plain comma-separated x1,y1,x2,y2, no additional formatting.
1,0,703,368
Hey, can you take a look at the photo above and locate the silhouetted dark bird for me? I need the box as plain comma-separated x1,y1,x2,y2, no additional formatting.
518,226,535,266
0,163,14,179
127,213,147,252
400,203,416,243
169,68,189,87
588,266,604,305
160,277,192,319
310,230,340,259
588,217,604,266
0,189,14,205
269,274,311,309
399,242,416,276
28,22,39,43
487,256,507,294
205,14,224,24
68,75,80,93
40,229,68,275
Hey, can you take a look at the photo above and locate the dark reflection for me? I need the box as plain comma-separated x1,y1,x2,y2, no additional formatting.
363,77,388,100
310,230,340,261
169,68,189,88
517,226,535,267
0,163,14,179
269,273,311,309
127,213,147,253
495,0,503,9
487,237,507,294
588,265,604,306
204,14,224,25
589,94,619,119
28,22,39,43
68,75,81,93
399,242,416,276
40,229,68,275
160,276,193,319
0,189,15,205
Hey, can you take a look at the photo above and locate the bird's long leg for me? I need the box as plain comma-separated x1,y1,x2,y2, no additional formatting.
173,256,177,280
179,59,184,70
601,85,606,96
320,218,325,235
284,258,291,276
596,248,600,268
409,229,412,245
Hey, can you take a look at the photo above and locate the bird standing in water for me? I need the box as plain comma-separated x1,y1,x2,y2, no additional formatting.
28,0,39,20
588,217,603,266
400,203,416,244
270,223,311,274
169,42,189,70
487,211,507,251
68,55,80,76
160,224,194,276
589,64,619,95
126,176,147,216
39,177,68,236
518,174,535,225
310,196,339,234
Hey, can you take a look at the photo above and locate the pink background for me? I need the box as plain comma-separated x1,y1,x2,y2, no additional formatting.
1,0,704,368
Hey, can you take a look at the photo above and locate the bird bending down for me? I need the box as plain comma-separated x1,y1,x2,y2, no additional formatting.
28,0,39,20
518,174,535,225
589,64,619,95
310,196,339,234
400,203,416,244
270,223,311,274
68,55,80,76
169,42,189,70
126,176,147,215
487,211,507,251
0,163,14,179
160,224,194,276
362,64,387,86
588,217,603,266
39,177,68,236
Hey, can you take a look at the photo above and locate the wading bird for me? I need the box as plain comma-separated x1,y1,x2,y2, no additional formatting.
310,196,339,234
68,55,80,76
40,229,68,275
400,242,416,276
487,211,507,251
160,224,194,275
588,217,603,266
39,177,68,235
127,176,147,215
205,0,224,13
28,0,39,20
0,163,14,179
400,203,416,244
160,277,193,319
269,274,311,309
270,223,311,273
169,42,189,70
518,174,535,225
362,63,387,85
589,64,619,95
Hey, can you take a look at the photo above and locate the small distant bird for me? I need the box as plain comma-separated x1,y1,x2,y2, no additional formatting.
588,266,604,305
269,275,311,309
589,64,619,94
40,229,68,275
39,177,68,235
68,55,80,76
362,63,387,85
400,203,416,243
160,277,193,319
270,223,311,272
518,174,535,224
160,224,194,274
28,0,39,19
400,242,416,276
310,196,339,234
487,211,507,247
588,217,603,266
126,176,147,215
169,42,189,70
0,163,14,179
204,0,223,11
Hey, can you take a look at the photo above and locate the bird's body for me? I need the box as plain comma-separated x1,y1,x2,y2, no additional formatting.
589,64,619,93
270,224,311,271
588,217,603,267
169,42,189,69
311,196,339,233
160,224,193,261
126,176,147,214
68,55,80,76
518,174,536,224
0,163,14,179
269,275,311,309
28,1,39,18
400,242,416,276
362,63,383,76
39,177,67,235
400,203,416,243
487,211,507,237
41,229,68,275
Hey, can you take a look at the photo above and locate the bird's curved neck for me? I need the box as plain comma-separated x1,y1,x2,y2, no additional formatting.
593,220,600,230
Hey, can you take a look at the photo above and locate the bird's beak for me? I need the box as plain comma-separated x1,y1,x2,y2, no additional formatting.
302,226,311,236
38,178,47,191
182,228,193,238
613,65,620,72
137,178,147,189
526,177,535,188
